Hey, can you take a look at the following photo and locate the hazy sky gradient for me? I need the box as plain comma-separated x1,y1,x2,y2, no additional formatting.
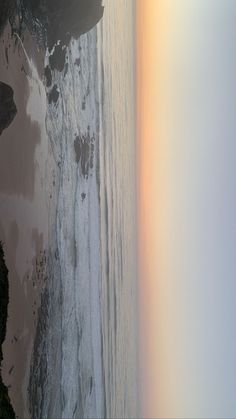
137,1,236,417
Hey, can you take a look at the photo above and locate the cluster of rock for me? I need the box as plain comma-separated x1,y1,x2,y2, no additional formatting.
0,82,17,136
0,0,104,73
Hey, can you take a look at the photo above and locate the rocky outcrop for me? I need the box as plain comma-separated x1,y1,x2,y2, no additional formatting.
74,131,95,179
0,0,16,35
0,243,15,418
0,82,17,136
0,0,104,73
21,0,104,72
22,0,104,49
0,0,104,76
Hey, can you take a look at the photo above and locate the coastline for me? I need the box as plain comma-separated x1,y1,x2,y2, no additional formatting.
0,2,104,414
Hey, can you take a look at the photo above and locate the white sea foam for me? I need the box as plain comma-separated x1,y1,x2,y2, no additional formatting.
44,29,104,419
28,28,104,418
30,2,138,418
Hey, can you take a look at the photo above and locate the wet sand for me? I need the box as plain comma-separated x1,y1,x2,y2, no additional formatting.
0,24,57,418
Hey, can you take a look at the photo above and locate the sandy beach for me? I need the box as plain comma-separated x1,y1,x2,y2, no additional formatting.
0,24,57,418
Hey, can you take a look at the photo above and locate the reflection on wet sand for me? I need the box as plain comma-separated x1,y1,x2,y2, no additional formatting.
0,28,42,198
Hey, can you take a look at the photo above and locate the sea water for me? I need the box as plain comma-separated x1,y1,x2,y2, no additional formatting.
29,1,138,418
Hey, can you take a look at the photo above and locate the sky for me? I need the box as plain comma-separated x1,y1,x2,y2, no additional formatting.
137,1,236,417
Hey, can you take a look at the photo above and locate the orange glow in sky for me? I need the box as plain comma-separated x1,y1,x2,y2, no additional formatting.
137,0,164,415
137,1,179,416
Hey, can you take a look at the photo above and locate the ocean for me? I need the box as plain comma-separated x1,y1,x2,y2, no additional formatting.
25,1,138,418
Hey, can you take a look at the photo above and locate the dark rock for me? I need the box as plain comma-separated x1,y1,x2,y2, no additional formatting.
74,131,95,178
75,57,80,67
0,0,17,35
0,0,104,75
24,0,104,48
44,65,52,87
21,0,104,71
48,84,59,105
19,0,104,71
0,81,17,136
0,242,16,417
48,43,66,72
